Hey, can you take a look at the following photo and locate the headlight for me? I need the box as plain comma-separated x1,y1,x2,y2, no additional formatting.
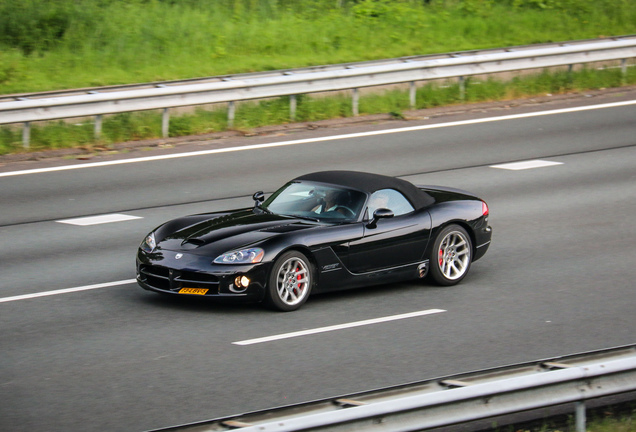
214,247,264,264
140,232,156,253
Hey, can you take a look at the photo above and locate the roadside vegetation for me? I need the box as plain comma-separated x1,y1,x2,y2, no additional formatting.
497,403,636,432
0,0,635,155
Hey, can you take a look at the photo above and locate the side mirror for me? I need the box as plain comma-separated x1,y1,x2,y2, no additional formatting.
253,191,265,207
366,208,394,228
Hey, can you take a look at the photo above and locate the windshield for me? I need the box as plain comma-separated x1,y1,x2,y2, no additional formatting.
262,181,366,222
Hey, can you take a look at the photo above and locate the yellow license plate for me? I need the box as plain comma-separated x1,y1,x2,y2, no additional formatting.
179,288,209,295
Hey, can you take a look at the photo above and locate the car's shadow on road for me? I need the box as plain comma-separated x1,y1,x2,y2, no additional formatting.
308,279,440,304
133,278,451,314
136,291,264,314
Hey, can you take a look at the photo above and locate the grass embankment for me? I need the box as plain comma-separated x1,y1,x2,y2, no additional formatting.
498,403,636,432
0,0,635,155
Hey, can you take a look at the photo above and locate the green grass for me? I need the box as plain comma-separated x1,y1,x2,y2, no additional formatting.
0,0,635,94
494,403,636,432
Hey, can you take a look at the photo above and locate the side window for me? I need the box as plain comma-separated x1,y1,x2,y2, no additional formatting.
367,189,415,217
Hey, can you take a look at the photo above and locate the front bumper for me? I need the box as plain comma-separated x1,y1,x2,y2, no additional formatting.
136,249,270,302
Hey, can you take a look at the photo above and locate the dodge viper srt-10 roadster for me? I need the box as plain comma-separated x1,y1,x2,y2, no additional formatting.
136,171,492,311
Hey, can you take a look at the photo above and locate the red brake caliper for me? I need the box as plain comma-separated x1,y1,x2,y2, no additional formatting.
296,265,302,291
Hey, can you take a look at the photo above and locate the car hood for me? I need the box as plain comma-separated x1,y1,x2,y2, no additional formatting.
156,210,319,255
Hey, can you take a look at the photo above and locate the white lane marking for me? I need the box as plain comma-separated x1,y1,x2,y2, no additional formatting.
56,213,142,226
490,160,564,170
233,309,446,346
1,100,634,178
0,279,136,304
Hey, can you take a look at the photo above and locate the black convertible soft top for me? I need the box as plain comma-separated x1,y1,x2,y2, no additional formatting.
294,171,435,209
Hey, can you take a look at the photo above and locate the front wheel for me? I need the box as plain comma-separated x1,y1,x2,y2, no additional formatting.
265,251,313,311
429,224,472,286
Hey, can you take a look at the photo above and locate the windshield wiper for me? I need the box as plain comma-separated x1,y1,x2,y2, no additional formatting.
280,213,320,222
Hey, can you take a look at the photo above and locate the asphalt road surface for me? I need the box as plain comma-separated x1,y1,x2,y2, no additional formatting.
1,92,635,431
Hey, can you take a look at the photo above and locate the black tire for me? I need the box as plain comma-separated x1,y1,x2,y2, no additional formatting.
429,224,472,286
265,250,314,311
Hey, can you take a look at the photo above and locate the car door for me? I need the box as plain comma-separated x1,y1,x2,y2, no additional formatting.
347,189,432,273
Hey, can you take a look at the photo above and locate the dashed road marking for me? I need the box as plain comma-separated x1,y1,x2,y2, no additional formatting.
490,160,563,170
56,213,142,226
0,279,136,304
233,309,447,345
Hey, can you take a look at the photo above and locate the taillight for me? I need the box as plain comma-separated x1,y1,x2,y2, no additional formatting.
482,201,489,217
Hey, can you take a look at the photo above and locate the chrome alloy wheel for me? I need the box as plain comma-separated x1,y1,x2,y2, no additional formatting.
437,230,471,281
275,257,310,307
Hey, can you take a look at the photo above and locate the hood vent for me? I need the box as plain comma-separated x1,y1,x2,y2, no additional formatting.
181,238,206,248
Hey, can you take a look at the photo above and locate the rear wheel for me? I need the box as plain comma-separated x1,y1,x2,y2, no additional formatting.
265,251,313,311
429,224,472,286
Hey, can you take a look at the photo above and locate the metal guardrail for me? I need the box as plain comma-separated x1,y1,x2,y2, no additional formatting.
1,35,631,103
1,36,635,147
150,345,636,432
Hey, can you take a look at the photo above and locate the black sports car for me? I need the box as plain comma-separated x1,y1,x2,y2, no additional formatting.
136,171,492,311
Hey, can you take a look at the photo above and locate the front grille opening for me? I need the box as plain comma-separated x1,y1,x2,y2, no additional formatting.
139,265,171,290
139,265,219,292
175,271,219,290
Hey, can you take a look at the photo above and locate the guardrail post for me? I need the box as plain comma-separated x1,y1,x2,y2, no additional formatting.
621,59,627,83
409,82,416,109
22,122,30,149
94,115,102,140
352,88,359,116
162,108,170,138
575,401,586,432
459,76,465,101
228,101,235,128
290,95,297,121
